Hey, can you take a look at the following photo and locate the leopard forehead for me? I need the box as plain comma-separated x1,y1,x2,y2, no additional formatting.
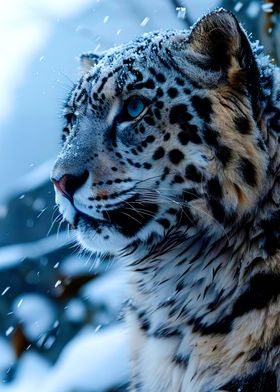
68,29,189,106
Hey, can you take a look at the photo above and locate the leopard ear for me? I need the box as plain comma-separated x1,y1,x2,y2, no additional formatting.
188,9,254,72
80,52,101,73
187,9,260,117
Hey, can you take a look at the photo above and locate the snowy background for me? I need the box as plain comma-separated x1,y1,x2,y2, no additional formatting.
0,1,278,391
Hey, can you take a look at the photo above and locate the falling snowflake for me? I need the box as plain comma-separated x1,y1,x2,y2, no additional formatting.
55,280,62,288
176,7,186,19
140,17,150,27
234,2,243,12
17,299,23,308
5,327,14,337
1,286,10,296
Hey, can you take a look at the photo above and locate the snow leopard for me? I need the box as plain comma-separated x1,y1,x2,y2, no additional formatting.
51,9,280,391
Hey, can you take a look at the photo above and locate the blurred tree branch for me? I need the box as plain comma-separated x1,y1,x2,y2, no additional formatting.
262,0,280,63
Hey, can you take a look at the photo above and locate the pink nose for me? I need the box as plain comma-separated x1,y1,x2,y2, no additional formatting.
51,171,89,200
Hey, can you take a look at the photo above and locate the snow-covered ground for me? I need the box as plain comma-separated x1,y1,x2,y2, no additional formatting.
40,325,129,392
0,325,129,392
0,248,129,392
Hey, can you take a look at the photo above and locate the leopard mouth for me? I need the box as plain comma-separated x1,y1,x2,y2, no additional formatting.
75,194,159,238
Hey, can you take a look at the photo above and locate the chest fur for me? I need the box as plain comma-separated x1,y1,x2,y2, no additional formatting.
125,228,280,391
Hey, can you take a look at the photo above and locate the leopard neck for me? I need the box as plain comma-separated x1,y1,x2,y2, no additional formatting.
125,171,280,338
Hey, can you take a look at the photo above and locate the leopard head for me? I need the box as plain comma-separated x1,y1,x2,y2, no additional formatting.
51,10,269,254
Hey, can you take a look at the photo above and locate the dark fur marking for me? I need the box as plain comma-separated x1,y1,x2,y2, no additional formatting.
178,125,202,145
232,273,280,314
208,199,226,223
169,104,193,125
261,211,280,256
145,116,155,126
249,348,262,362
182,188,200,202
207,177,223,199
156,218,170,229
178,132,190,146
234,116,251,135
163,133,170,141
207,288,225,312
185,164,203,182
138,311,150,331
190,312,231,335
156,73,166,83
161,167,170,181
270,109,280,131
152,326,182,338
154,108,161,120
172,353,189,368
191,96,213,123
128,78,155,91
173,175,184,184
146,135,155,143
148,67,166,83
175,77,185,86
156,101,164,109
104,196,158,237
222,370,277,392
167,87,178,98
216,144,232,167
191,273,280,335
169,149,184,165
237,157,257,187
153,147,165,160
156,88,164,97
203,125,219,147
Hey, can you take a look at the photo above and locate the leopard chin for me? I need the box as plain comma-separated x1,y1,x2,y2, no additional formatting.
76,217,131,254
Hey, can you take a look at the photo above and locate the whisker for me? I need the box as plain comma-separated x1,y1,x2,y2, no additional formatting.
118,186,229,242
56,218,64,238
119,210,143,225
47,213,62,236
124,206,155,219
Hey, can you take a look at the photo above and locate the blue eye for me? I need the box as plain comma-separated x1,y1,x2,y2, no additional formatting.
126,97,145,119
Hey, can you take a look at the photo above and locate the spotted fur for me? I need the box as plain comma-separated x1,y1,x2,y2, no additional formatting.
52,9,280,391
